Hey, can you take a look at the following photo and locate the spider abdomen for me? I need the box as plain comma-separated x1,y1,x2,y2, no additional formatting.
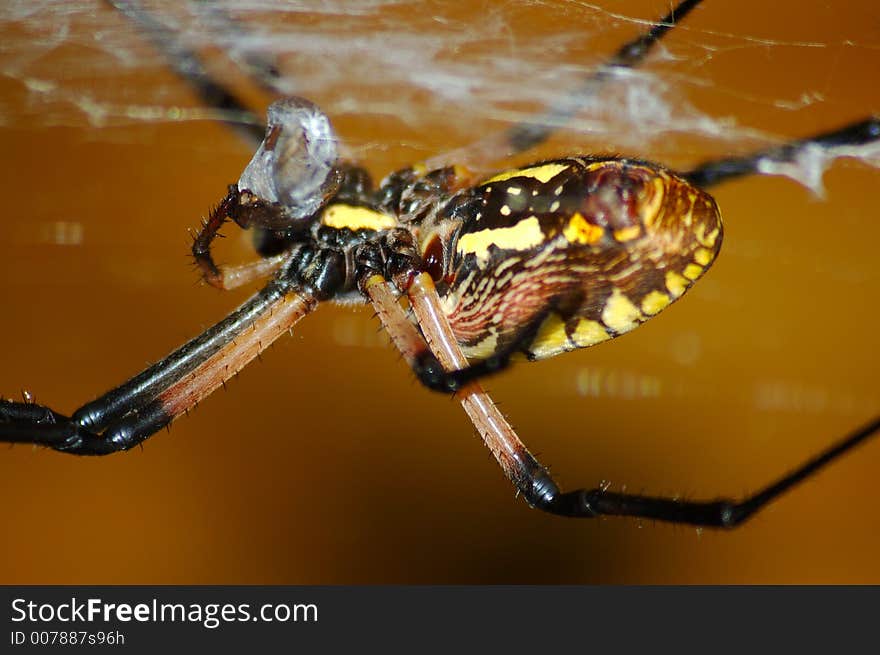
441,157,723,360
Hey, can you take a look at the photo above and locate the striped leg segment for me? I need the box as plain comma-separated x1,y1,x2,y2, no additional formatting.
371,272,880,527
364,272,543,394
364,274,556,505
0,280,316,455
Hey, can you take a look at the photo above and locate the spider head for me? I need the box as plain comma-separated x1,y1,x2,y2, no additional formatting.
235,96,342,228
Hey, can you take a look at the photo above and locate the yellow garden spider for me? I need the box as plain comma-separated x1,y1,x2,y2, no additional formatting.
1,0,878,532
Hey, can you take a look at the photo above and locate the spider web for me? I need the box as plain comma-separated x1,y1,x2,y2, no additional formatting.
2,0,878,194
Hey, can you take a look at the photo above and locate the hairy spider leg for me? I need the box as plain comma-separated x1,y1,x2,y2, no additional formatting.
364,273,555,506
369,272,880,527
191,185,293,290
0,280,316,454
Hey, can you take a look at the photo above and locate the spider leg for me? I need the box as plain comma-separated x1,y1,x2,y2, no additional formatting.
191,1,289,98
105,0,265,148
368,274,549,393
0,278,316,455
425,0,704,170
369,271,880,527
545,414,880,526
502,0,704,156
363,273,557,507
192,186,293,290
199,254,289,291
682,117,880,189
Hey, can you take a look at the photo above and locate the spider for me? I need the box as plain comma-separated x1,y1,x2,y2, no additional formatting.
1,0,878,531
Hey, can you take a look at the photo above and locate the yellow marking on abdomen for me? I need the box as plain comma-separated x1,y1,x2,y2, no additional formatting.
563,212,604,245
602,289,643,333
697,225,721,249
640,290,671,316
665,270,689,298
461,332,499,360
321,204,397,231
683,263,703,281
694,248,714,266
483,162,570,185
456,216,545,262
571,319,610,348
529,313,571,359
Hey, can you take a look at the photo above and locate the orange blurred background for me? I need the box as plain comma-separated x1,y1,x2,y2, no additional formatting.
0,0,878,584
